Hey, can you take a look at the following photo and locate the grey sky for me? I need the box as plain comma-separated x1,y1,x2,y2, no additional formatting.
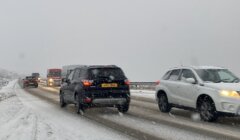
0,0,240,81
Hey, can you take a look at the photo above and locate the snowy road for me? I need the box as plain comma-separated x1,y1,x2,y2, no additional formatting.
1,80,240,140
0,81,131,140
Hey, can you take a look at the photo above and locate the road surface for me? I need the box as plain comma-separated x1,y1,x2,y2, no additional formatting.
1,80,240,140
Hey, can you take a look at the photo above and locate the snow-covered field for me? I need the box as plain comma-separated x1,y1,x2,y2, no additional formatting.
0,80,131,140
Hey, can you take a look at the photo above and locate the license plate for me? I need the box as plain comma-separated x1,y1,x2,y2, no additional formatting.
101,83,118,88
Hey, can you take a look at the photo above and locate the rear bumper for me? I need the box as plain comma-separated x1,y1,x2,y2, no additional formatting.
92,98,127,105
82,89,130,107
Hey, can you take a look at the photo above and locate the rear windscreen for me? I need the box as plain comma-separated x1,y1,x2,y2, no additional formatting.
26,77,34,80
89,68,126,80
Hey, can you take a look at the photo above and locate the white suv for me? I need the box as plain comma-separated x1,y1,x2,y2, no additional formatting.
156,66,240,122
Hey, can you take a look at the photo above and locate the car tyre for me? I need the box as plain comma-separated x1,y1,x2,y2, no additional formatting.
198,96,218,122
118,104,129,113
158,93,171,113
76,94,84,115
60,92,66,108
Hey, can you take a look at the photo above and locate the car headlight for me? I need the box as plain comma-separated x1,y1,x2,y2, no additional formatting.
49,78,54,82
38,77,41,80
220,90,240,98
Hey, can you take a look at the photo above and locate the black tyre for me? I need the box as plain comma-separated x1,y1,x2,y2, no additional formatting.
198,96,218,122
76,94,84,115
158,93,171,113
60,92,66,108
118,104,129,113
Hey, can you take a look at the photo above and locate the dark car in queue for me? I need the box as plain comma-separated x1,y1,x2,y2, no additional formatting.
32,73,40,82
60,65,130,114
22,76,38,88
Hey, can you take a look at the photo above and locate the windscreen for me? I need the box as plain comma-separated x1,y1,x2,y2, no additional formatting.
89,68,126,80
48,71,61,77
195,69,239,83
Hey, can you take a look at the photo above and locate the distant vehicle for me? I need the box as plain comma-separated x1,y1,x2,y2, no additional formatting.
60,65,130,114
156,66,240,122
22,76,38,88
62,65,85,79
47,69,62,86
32,73,40,82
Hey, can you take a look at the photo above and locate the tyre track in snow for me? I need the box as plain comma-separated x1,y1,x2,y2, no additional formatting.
24,87,162,140
14,85,39,140
40,84,240,138
23,85,237,140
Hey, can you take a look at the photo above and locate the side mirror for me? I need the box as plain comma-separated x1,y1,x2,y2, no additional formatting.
62,78,70,84
185,78,196,84
62,78,67,83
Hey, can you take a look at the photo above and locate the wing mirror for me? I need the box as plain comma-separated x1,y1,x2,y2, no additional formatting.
62,78,69,83
186,78,196,84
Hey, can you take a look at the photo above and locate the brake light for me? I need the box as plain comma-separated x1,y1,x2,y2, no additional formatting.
156,80,160,85
82,80,93,87
124,79,130,85
84,97,92,103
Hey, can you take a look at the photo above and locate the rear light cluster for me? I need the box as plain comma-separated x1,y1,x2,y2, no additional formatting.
156,80,160,85
82,80,93,87
84,97,92,103
124,79,130,85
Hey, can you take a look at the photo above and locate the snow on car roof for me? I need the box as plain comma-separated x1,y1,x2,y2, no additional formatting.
168,66,225,70
191,66,225,69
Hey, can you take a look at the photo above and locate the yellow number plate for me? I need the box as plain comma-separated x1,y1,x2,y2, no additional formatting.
101,83,118,88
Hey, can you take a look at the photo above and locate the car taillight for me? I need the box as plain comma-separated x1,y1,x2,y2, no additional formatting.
82,80,93,87
84,97,92,103
156,80,160,85
124,79,130,85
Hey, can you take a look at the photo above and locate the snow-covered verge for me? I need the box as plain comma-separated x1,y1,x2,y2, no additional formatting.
0,68,19,81
131,90,155,99
0,80,17,101
0,81,130,140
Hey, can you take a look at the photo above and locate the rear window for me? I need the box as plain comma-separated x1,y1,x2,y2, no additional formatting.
26,76,34,80
88,68,126,80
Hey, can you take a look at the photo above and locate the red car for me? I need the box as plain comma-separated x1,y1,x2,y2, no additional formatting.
22,76,38,88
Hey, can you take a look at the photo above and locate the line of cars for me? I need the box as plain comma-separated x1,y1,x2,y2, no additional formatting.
58,65,240,122
23,65,240,122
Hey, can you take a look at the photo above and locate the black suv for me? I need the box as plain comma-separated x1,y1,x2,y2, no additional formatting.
60,65,130,114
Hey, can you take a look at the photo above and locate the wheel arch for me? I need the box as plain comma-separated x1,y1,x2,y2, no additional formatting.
156,90,168,101
196,94,216,109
